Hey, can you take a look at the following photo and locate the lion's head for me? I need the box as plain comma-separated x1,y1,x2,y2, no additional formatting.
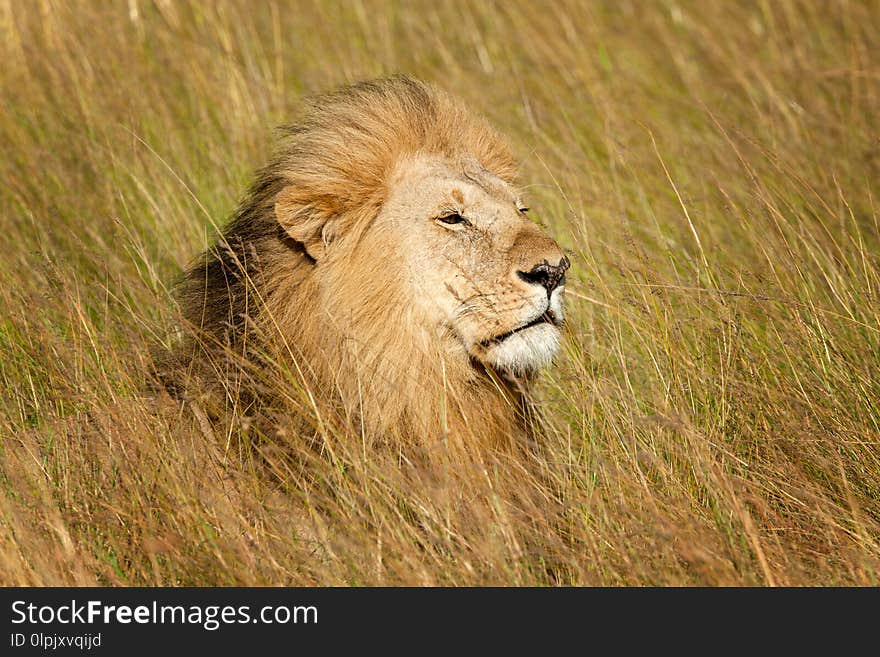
176,76,569,449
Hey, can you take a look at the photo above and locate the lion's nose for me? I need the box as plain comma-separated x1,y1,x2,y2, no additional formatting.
517,256,570,296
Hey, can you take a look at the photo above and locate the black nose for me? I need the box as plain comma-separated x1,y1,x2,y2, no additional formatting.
517,256,570,295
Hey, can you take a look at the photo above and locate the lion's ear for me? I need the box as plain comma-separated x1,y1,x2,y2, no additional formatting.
275,186,340,261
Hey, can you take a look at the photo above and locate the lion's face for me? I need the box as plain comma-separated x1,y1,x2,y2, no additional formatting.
183,77,567,444
374,154,568,377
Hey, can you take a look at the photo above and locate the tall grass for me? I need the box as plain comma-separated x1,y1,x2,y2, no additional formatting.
1,0,878,585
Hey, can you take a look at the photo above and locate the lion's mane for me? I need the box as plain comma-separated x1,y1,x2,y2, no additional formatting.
174,76,537,452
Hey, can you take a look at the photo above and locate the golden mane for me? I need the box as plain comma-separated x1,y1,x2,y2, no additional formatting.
174,76,538,455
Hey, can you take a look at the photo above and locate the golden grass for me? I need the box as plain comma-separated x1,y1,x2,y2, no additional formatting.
1,0,878,585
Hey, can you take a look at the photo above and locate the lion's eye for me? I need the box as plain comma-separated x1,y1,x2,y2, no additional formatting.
519,207,529,214
437,213,468,226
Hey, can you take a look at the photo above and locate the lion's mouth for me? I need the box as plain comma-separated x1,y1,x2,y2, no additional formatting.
480,310,561,347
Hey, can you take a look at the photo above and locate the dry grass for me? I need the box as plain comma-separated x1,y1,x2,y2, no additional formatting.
1,0,879,586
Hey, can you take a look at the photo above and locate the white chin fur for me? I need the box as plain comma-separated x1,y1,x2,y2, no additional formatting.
485,323,560,376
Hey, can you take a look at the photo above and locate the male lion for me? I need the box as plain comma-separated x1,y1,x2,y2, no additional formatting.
174,76,569,452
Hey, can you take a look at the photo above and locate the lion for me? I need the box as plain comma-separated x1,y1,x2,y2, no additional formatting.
173,76,569,453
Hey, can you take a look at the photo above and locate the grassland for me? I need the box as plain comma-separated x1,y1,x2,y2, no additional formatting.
1,0,879,585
